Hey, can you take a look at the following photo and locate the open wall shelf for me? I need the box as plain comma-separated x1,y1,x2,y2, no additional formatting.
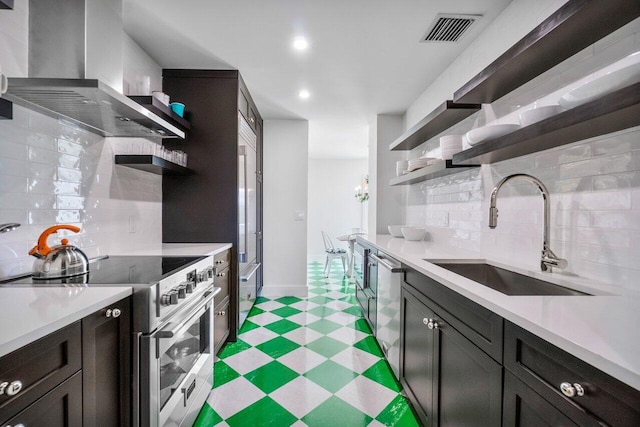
115,155,192,175
453,0,640,104
389,160,479,186
389,101,480,151
453,83,640,165
128,96,191,134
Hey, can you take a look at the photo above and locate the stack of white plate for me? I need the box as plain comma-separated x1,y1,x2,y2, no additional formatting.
396,160,409,176
466,124,521,146
440,135,463,159
407,157,431,171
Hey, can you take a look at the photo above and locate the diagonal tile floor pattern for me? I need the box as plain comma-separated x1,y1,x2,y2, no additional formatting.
193,261,420,427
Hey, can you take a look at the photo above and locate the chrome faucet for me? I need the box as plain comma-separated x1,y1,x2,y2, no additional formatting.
489,174,567,272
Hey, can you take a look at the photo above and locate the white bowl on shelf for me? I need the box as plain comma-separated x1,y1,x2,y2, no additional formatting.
466,124,521,146
559,55,640,109
519,105,564,127
388,225,406,238
401,227,425,241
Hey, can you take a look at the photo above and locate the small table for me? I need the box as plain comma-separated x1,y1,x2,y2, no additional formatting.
336,233,366,277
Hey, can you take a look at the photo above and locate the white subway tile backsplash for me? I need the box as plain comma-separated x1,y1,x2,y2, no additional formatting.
0,105,163,276
591,211,640,229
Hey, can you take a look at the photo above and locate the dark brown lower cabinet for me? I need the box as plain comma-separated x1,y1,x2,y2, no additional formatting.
0,297,132,427
2,372,82,427
81,297,131,427
503,371,578,427
214,258,231,354
400,283,502,427
214,297,231,354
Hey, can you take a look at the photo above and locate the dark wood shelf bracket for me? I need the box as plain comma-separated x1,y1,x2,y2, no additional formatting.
0,98,12,120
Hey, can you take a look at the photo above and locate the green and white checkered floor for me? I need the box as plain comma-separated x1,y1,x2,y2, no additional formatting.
193,261,419,426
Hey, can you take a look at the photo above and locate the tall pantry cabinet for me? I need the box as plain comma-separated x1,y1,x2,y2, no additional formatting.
162,70,263,343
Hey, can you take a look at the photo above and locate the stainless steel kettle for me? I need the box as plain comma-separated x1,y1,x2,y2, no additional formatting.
29,225,89,279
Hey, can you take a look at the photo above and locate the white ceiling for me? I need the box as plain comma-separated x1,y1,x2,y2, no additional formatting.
123,0,511,159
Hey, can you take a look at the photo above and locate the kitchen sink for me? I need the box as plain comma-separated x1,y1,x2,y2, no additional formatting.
427,261,591,296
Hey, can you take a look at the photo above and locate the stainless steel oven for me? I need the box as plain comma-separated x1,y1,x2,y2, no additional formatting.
4,254,219,427
141,287,217,427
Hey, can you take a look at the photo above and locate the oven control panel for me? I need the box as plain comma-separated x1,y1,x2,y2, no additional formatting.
157,256,214,315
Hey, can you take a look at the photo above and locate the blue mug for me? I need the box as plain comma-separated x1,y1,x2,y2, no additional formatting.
169,102,185,117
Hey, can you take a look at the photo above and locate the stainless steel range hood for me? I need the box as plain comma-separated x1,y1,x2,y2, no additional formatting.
5,0,185,139
4,79,185,138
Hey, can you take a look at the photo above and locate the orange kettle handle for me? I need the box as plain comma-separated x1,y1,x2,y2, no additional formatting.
29,225,81,257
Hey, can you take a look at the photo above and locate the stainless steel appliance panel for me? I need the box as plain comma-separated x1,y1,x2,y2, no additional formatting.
371,252,403,379
238,113,258,327
141,287,217,427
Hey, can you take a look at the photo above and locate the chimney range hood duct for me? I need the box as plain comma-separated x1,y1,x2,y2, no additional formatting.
3,0,185,139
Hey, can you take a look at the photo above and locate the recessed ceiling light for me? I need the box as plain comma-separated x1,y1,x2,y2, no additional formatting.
298,89,310,99
293,37,309,51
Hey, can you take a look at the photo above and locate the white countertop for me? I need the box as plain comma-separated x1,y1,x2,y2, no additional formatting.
0,243,231,359
121,243,232,257
0,287,131,358
360,234,640,391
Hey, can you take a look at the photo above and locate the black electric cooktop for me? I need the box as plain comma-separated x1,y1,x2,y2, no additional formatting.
1,256,205,286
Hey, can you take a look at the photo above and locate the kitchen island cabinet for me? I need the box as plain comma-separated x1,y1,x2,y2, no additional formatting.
0,296,132,427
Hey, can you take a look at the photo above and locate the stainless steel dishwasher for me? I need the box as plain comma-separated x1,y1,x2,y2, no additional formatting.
369,251,403,379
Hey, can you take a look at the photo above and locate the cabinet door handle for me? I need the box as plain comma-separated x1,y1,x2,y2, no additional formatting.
2,380,22,396
105,308,121,318
560,382,585,397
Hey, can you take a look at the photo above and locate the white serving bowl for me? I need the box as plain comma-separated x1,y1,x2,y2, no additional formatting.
466,124,521,146
559,55,640,109
519,105,564,127
388,225,406,237
401,226,425,241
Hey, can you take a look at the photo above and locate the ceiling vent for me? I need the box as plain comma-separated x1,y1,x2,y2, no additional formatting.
421,14,481,43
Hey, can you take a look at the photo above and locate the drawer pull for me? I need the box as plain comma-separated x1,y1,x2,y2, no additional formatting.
216,311,226,316
105,308,121,318
5,380,22,396
560,382,585,397
423,318,431,326
427,320,440,330
216,272,226,277
215,259,224,265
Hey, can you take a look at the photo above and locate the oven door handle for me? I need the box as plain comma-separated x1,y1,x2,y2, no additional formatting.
153,289,217,340
369,253,403,272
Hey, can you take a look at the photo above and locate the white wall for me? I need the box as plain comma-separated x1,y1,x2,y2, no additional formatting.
307,158,368,262
368,114,406,234
398,2,640,290
123,33,162,95
0,1,167,278
263,120,309,296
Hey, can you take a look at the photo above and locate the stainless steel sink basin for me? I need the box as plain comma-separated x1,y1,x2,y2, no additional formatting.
428,262,590,296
